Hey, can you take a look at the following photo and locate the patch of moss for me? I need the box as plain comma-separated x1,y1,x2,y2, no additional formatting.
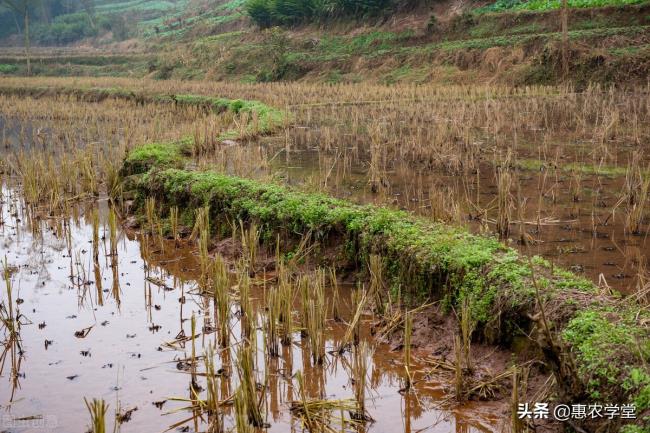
517,158,633,176
120,141,186,176
621,425,650,433
610,44,650,56
0,64,18,74
625,368,650,410
564,307,650,399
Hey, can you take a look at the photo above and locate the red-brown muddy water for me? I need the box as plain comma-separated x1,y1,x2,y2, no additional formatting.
0,185,502,433
254,147,647,294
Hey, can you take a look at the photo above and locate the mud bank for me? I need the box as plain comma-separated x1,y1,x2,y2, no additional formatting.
118,140,650,432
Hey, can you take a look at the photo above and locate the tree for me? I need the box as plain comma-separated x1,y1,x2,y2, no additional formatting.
0,0,40,75
0,4,22,34
246,0,273,28
561,0,569,79
271,0,314,25
79,0,95,29
245,0,393,28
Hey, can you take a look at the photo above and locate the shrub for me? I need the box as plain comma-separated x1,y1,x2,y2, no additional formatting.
332,0,392,16
108,14,134,41
246,0,274,27
0,64,18,74
426,14,438,34
33,12,97,45
245,0,394,27
271,0,317,24
55,13,97,42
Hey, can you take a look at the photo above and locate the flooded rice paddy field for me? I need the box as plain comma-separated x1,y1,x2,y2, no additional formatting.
1,84,649,431
6,112,642,292
6,101,649,293
0,185,503,432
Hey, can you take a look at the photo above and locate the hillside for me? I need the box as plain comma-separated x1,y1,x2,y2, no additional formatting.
0,0,648,85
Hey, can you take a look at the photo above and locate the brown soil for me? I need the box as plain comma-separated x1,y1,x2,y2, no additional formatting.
374,303,565,432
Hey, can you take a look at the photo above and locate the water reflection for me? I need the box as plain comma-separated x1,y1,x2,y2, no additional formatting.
0,183,499,432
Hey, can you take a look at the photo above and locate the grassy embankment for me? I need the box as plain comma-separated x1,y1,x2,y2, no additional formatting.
0,53,155,78
119,140,650,432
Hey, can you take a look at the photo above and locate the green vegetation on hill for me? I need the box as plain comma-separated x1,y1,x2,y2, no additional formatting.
95,0,181,14
135,0,246,39
32,12,110,45
245,0,392,28
0,0,191,46
0,54,154,77
1,0,648,86
478,0,649,12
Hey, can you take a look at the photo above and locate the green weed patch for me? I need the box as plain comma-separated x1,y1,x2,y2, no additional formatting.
478,0,648,13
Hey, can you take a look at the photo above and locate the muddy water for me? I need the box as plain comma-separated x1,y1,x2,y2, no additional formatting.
200,143,648,294
0,185,502,433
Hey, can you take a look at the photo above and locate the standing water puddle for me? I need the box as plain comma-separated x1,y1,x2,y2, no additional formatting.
0,184,502,432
